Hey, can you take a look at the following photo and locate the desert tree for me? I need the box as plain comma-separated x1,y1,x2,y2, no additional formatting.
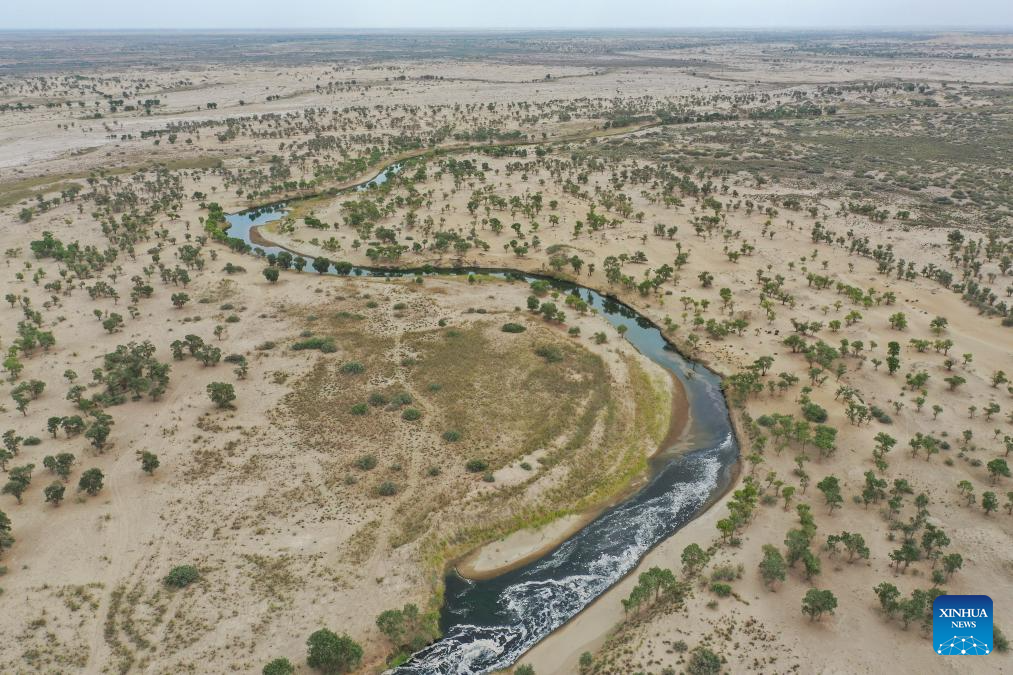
802,588,838,621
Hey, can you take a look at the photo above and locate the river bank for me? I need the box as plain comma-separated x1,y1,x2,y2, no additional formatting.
456,371,691,580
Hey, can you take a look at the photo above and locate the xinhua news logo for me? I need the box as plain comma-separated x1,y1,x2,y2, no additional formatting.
933,595,993,656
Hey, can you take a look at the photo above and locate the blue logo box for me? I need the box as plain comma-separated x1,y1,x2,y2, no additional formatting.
933,595,993,656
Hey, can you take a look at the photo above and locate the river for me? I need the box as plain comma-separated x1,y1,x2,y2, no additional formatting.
223,165,738,674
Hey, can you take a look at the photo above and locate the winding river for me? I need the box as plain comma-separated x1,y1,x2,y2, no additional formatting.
224,166,738,674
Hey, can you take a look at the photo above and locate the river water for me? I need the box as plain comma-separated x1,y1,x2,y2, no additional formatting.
224,167,738,674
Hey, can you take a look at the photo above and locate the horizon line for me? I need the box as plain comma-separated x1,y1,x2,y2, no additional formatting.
2,25,1013,32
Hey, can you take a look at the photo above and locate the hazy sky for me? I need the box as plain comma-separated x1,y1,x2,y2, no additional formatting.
3,0,1012,30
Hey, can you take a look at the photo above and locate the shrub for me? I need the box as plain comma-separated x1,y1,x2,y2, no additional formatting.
391,392,413,406
535,345,563,363
354,454,377,470
802,402,827,423
368,392,388,407
393,302,407,310
350,403,368,416
340,361,365,374
263,657,295,675
292,337,336,353
995,625,1009,653
376,481,399,497
401,408,422,421
686,647,722,675
710,564,740,581
306,628,362,674
442,431,461,442
870,406,893,424
501,323,526,333
466,459,489,473
164,565,200,588
23,436,41,446
709,581,732,597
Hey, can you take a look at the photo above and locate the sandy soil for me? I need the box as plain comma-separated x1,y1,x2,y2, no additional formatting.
1,29,1011,675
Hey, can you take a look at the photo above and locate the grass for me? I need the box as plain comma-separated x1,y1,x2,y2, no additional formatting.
281,298,674,616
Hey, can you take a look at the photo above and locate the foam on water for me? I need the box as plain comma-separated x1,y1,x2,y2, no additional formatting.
393,444,727,674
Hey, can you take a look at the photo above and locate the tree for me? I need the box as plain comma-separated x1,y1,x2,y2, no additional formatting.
85,417,112,451
816,475,843,513
102,313,124,333
138,450,160,475
44,481,65,506
759,544,787,589
306,629,362,674
888,312,908,330
311,257,332,275
171,292,190,309
987,458,1010,484
207,382,236,409
375,603,438,652
263,658,294,675
781,485,795,510
263,267,280,283
78,468,104,496
802,588,838,621
681,543,710,576
982,491,999,515
0,509,12,557
942,553,963,579
874,582,900,615
2,464,34,503
43,452,75,480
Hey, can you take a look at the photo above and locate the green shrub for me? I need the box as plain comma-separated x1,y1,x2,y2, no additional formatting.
686,646,722,674
535,345,563,363
466,459,489,473
870,406,893,424
306,628,362,673
501,323,526,333
164,565,200,588
262,657,294,675
802,402,827,423
354,454,377,470
377,481,399,496
340,361,365,374
402,408,422,421
442,430,461,442
709,581,732,597
292,337,337,353
350,403,368,416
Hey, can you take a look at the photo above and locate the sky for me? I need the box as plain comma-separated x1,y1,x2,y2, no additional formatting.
3,0,1012,30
